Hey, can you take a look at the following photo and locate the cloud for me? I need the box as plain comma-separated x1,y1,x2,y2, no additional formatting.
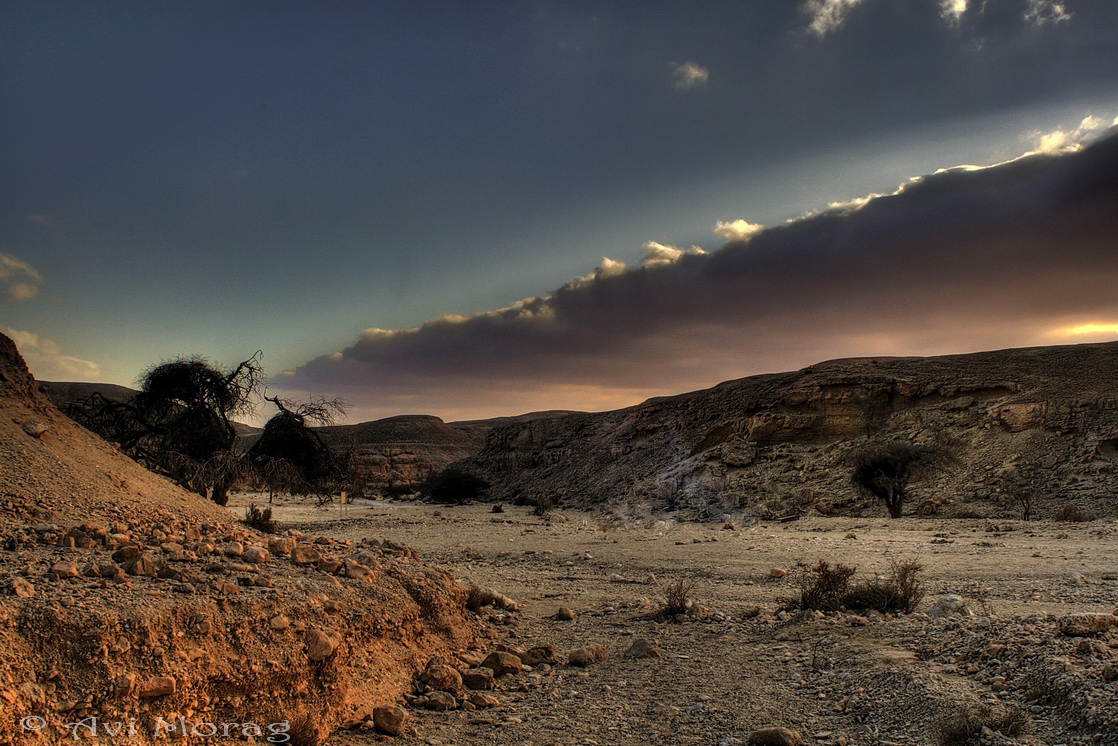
671,61,709,90
714,219,765,242
1024,0,1071,25
281,131,1118,421
0,326,103,381
0,253,44,302
1032,115,1113,154
801,0,867,37
940,0,969,24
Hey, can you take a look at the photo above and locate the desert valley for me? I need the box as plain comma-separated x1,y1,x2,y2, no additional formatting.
2,330,1117,745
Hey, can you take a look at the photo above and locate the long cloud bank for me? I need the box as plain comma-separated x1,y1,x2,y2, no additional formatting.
281,129,1118,420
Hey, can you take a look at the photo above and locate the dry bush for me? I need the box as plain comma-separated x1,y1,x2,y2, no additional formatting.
844,558,926,614
790,561,857,612
662,578,698,618
931,702,1030,744
1054,504,1097,522
787,557,925,614
244,503,278,533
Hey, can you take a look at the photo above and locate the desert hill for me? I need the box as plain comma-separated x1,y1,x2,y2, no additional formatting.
0,332,478,744
313,411,583,493
456,342,1118,520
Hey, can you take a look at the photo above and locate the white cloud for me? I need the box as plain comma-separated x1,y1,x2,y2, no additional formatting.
639,241,705,267
671,61,709,90
801,0,867,37
940,0,969,23
1024,0,1071,25
714,219,765,243
0,326,102,381
1032,115,1112,154
0,253,44,302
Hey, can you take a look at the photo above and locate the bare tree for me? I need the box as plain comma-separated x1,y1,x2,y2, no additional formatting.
247,395,353,502
849,440,956,518
68,353,263,505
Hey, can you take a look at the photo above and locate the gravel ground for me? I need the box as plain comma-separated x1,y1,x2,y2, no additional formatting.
232,496,1118,746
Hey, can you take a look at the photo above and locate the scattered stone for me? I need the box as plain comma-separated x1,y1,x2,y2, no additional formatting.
1057,612,1117,637
470,693,500,708
423,691,458,711
111,545,141,563
242,546,269,564
125,554,159,577
569,644,608,667
521,645,559,666
305,628,341,661
343,559,376,582
372,705,408,736
290,545,322,565
463,667,496,690
421,664,463,693
8,578,34,597
926,594,973,619
747,726,802,746
136,675,176,698
50,561,79,579
553,606,577,621
624,639,660,659
482,651,523,677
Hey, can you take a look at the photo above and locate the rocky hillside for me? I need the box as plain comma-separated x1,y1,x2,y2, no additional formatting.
0,332,479,744
456,342,1118,520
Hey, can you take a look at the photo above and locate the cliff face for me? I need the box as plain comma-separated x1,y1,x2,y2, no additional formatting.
316,415,489,492
457,342,1118,519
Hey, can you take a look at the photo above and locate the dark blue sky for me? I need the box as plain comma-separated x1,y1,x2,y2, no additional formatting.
2,1,1117,421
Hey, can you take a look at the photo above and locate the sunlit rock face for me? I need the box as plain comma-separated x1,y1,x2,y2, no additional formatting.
457,342,1118,520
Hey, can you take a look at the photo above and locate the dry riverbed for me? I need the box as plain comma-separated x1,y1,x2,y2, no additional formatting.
232,496,1118,746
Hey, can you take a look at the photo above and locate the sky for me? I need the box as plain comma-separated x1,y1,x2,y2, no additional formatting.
2,0,1117,424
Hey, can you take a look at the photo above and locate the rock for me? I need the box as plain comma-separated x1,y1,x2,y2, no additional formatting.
9,578,34,597
21,420,49,438
136,676,176,698
219,541,244,558
290,545,322,565
267,536,294,556
470,693,500,708
747,727,803,746
113,673,137,697
482,651,523,677
50,561,79,579
343,559,376,582
462,667,496,690
769,568,789,578
624,639,660,659
372,705,408,736
269,615,290,631
926,594,973,618
423,691,458,711
242,546,269,564
1057,612,1117,637
305,628,341,661
522,645,559,666
111,545,141,563
553,606,577,621
421,664,463,693
316,557,343,575
125,554,159,577
569,643,608,667
468,586,519,611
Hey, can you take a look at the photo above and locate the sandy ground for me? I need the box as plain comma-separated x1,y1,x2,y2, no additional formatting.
229,495,1118,746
